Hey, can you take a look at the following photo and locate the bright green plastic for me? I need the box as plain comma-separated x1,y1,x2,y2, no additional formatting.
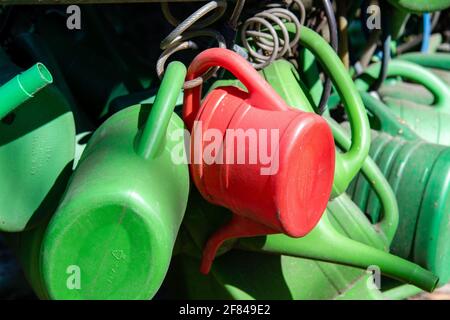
11,62,190,299
0,63,52,120
387,0,450,13
0,54,75,232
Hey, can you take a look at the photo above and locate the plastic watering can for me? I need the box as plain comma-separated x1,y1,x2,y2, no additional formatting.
0,50,75,232
355,59,450,145
172,57,437,297
183,48,336,274
8,62,190,299
350,93,450,285
218,27,371,198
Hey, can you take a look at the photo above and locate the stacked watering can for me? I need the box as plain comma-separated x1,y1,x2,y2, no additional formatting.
1,0,450,301
0,38,188,298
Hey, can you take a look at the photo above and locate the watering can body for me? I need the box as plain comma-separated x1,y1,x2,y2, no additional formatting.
183,48,336,274
5,62,190,299
0,52,76,232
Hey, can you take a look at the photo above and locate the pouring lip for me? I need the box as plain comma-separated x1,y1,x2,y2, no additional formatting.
35,63,53,84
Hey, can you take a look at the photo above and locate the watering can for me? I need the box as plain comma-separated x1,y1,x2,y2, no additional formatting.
167,138,437,299
349,93,450,285
170,54,438,298
227,26,371,197
261,59,444,292
183,48,336,274
355,59,450,146
0,50,75,232
7,62,190,299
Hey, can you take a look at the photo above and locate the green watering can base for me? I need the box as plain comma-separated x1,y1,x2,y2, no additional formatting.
41,103,188,299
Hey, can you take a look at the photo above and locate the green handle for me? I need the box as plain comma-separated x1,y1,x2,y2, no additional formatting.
0,63,53,119
398,53,450,71
294,26,371,196
356,60,450,112
359,91,420,141
260,61,398,245
330,118,398,245
136,61,186,159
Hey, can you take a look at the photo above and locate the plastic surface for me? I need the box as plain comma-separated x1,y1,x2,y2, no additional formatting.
183,48,335,274
387,0,450,13
36,62,189,299
0,56,75,232
0,63,53,119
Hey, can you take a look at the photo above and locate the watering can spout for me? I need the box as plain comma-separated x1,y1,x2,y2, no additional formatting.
238,214,438,292
0,62,53,120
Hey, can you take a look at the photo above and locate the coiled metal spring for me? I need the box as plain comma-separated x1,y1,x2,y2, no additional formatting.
241,0,305,70
157,0,228,89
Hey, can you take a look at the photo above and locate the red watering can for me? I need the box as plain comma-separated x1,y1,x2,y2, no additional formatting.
183,48,335,274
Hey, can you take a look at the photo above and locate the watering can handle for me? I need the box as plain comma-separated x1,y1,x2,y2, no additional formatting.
330,115,399,245
298,27,371,196
183,47,290,130
387,60,450,110
356,60,450,111
136,61,186,159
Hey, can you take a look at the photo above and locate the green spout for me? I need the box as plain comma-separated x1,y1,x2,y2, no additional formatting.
238,214,438,292
0,63,53,119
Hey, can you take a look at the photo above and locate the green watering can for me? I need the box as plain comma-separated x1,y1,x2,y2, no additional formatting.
6,62,190,299
355,59,450,146
350,93,450,285
0,50,75,232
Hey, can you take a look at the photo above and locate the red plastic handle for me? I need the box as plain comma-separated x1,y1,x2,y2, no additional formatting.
183,48,290,130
